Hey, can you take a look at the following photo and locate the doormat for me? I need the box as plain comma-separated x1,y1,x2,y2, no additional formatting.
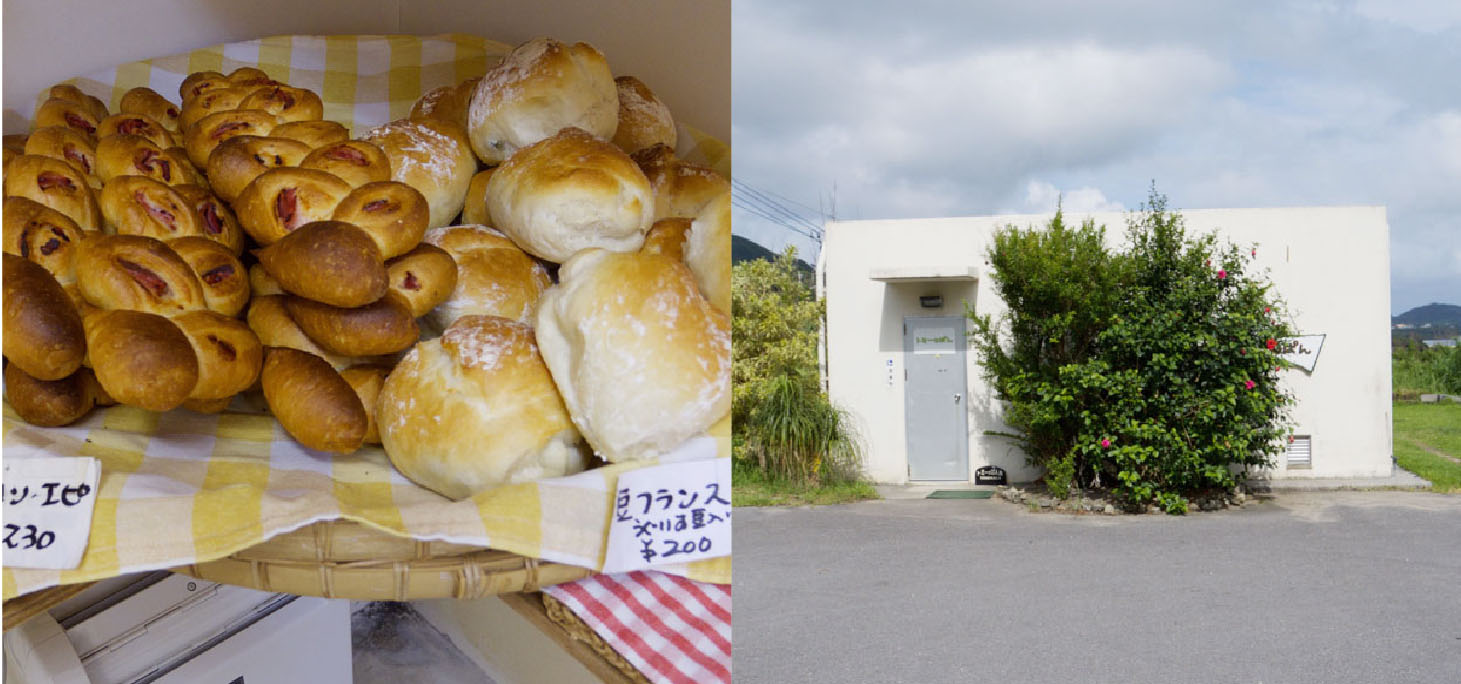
926,490,994,499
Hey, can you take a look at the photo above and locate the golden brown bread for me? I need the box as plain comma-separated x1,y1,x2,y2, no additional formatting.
167,236,249,317
421,224,551,330
269,120,350,149
99,175,201,239
248,263,285,296
178,86,251,131
3,253,86,381
83,309,198,411
173,184,246,255
179,71,229,104
74,233,207,315
460,167,494,226
684,191,731,313
184,109,279,168
378,315,587,499
408,76,480,131
254,221,388,308
284,295,419,357
384,243,458,318
640,217,692,259
4,363,98,427
227,67,278,88
611,75,676,155
171,310,263,400
4,154,101,231
23,126,100,189
466,38,618,164
300,140,391,188
46,84,110,123
361,118,477,228
119,87,181,132
95,135,202,188
339,365,390,444
246,295,353,369
631,144,730,221
485,127,653,262
3,197,86,284
260,347,367,453
239,85,323,124
234,167,353,245
205,134,313,204
329,181,429,259
96,113,178,149
535,249,731,461
34,98,101,142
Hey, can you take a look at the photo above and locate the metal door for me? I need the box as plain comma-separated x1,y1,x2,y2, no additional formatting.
903,316,970,480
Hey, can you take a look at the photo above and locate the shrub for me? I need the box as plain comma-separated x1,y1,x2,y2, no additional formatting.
971,189,1296,512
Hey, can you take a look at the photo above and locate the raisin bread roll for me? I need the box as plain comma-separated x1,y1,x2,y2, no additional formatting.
171,310,263,399
179,71,229,104
535,250,731,462
486,127,652,263
330,181,429,259
178,86,251,131
99,176,201,239
119,87,181,132
611,76,676,155
184,109,279,168
684,191,731,313
34,98,100,142
82,309,198,411
167,236,249,317
300,140,391,188
260,347,367,453
631,144,730,221
95,135,201,188
378,315,588,499
3,197,86,284
422,225,551,331
205,135,313,204
4,155,101,231
23,126,99,189
383,243,458,318
254,221,388,307
173,184,246,255
270,120,350,149
3,254,86,380
46,84,110,123
235,167,352,245
73,234,207,315
239,85,323,124
466,38,618,164
226,66,278,88
97,113,178,149
361,118,476,228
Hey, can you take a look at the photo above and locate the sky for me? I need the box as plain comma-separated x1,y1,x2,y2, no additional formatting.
731,0,1461,315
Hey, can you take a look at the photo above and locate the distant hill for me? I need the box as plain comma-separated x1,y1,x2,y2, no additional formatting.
732,235,813,273
1393,303,1461,328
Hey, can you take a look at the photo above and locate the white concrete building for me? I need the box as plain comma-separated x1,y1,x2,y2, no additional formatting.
817,207,1393,484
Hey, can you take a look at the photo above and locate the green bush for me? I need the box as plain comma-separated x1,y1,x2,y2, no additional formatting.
971,189,1296,512
1394,343,1461,395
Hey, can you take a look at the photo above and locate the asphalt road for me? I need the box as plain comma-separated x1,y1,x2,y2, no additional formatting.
734,492,1461,683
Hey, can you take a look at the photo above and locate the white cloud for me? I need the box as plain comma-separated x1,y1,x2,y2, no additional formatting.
1021,181,1127,214
1352,0,1461,33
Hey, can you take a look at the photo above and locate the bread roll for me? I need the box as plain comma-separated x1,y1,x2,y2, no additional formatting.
684,191,731,313
466,38,617,164
34,98,100,142
4,197,85,283
4,364,99,427
360,118,476,228
99,176,201,239
119,87,181,132
95,135,201,188
167,236,249,317
3,134,30,178
3,254,86,380
378,315,588,499
409,76,480,130
23,126,99,188
234,167,352,245
205,134,313,204
254,221,387,308
97,113,178,149
535,250,731,461
173,184,247,255
284,295,418,357
330,181,429,259
249,263,285,296
246,295,353,369
171,310,263,399
45,84,109,123
631,144,730,221
74,234,207,315
339,365,390,444
179,71,228,104
300,140,391,188
184,109,278,168
227,67,277,87
239,85,323,124
611,76,676,155
384,243,458,318
640,217,691,259
422,225,551,330
4,155,100,231
460,167,494,226
486,127,652,262
178,86,250,131
83,309,198,411
260,347,367,453
270,120,350,149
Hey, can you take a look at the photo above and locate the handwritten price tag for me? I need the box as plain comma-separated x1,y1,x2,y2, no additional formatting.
2,457,101,570
603,457,731,573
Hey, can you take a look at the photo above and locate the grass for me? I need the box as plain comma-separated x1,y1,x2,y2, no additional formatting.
732,461,880,507
1393,401,1461,493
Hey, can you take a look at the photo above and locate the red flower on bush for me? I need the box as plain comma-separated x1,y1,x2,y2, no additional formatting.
1218,269,1227,279
1100,438,1111,448
1244,380,1256,390
1251,248,1257,257
1266,338,1277,350
1264,306,1271,313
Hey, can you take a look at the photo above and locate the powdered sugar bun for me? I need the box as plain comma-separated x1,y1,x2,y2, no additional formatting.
361,118,477,228
466,37,618,164
611,76,676,155
421,224,552,332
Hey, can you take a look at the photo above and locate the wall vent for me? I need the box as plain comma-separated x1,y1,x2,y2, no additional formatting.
1286,435,1312,469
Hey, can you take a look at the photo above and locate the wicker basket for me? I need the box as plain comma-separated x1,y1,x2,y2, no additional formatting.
176,520,594,601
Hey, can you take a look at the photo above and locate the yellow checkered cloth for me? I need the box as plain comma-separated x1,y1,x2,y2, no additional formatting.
4,34,730,600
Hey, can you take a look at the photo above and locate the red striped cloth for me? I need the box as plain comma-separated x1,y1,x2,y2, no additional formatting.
544,571,732,683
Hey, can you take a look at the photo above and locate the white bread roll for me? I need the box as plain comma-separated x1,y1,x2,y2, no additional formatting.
611,76,676,155
684,190,731,314
421,224,552,333
632,144,730,221
535,250,730,462
466,38,618,164
378,315,588,500
486,127,652,263
361,118,477,228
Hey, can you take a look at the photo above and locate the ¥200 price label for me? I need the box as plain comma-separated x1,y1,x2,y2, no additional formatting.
602,457,731,573
2,457,101,570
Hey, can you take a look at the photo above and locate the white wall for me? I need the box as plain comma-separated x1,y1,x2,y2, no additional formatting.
822,207,1393,484
1,0,730,141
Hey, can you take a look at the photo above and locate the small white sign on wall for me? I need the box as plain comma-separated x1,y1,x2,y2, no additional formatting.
1278,334,1325,373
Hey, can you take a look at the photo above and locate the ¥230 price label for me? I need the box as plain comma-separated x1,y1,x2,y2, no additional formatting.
602,457,731,573
2,457,101,570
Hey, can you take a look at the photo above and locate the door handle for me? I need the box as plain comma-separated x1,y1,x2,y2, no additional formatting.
953,393,962,404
